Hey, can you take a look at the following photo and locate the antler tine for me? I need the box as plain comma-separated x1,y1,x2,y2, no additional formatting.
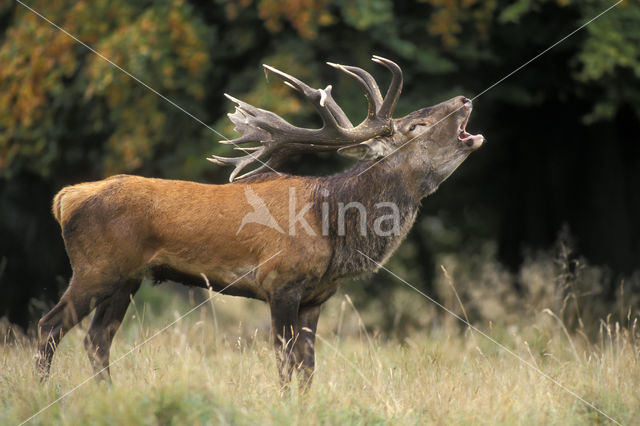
371,55,403,119
263,65,353,128
327,62,383,118
321,85,353,128
219,94,273,146
233,146,262,152
208,146,270,182
232,158,279,181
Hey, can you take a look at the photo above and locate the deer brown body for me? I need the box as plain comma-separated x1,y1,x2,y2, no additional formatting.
37,57,484,388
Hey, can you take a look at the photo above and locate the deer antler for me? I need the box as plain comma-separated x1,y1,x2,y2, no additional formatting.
209,55,403,182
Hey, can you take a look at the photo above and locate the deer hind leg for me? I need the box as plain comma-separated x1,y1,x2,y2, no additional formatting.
269,289,302,391
84,280,140,383
293,305,321,391
36,276,102,380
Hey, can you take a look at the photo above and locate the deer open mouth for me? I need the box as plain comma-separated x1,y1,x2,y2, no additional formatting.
458,115,484,148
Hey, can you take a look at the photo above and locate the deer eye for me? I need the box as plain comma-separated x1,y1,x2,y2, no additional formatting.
409,123,422,132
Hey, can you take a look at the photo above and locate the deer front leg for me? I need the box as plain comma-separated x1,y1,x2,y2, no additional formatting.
269,289,301,390
294,304,321,391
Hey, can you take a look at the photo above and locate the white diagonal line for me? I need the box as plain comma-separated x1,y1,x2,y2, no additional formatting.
355,0,623,178
18,250,282,426
355,249,621,426
313,331,396,411
313,332,374,388
471,0,623,101
14,0,280,176
355,107,461,177
14,0,222,140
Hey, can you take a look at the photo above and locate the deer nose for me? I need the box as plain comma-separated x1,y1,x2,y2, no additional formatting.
462,97,472,108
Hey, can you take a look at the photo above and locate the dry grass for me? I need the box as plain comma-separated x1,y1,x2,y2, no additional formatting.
2,245,639,425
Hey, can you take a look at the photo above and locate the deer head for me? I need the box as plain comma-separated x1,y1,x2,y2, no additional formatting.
209,56,484,196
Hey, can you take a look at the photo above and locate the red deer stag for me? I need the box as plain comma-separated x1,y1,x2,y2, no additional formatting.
37,56,484,388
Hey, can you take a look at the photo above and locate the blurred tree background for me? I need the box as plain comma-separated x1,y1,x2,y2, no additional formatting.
0,0,638,330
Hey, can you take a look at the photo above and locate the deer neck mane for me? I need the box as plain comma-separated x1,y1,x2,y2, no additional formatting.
312,162,421,279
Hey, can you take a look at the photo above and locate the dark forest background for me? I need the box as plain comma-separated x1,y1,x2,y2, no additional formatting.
0,0,638,330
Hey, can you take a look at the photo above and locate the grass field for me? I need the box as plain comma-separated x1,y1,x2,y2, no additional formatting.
2,250,639,425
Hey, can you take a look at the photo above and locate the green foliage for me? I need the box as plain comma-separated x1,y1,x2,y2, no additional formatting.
84,0,211,174
340,0,394,30
0,0,211,178
498,0,640,121
577,1,640,123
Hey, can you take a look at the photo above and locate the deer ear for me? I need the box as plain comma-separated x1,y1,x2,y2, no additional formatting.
337,139,389,161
